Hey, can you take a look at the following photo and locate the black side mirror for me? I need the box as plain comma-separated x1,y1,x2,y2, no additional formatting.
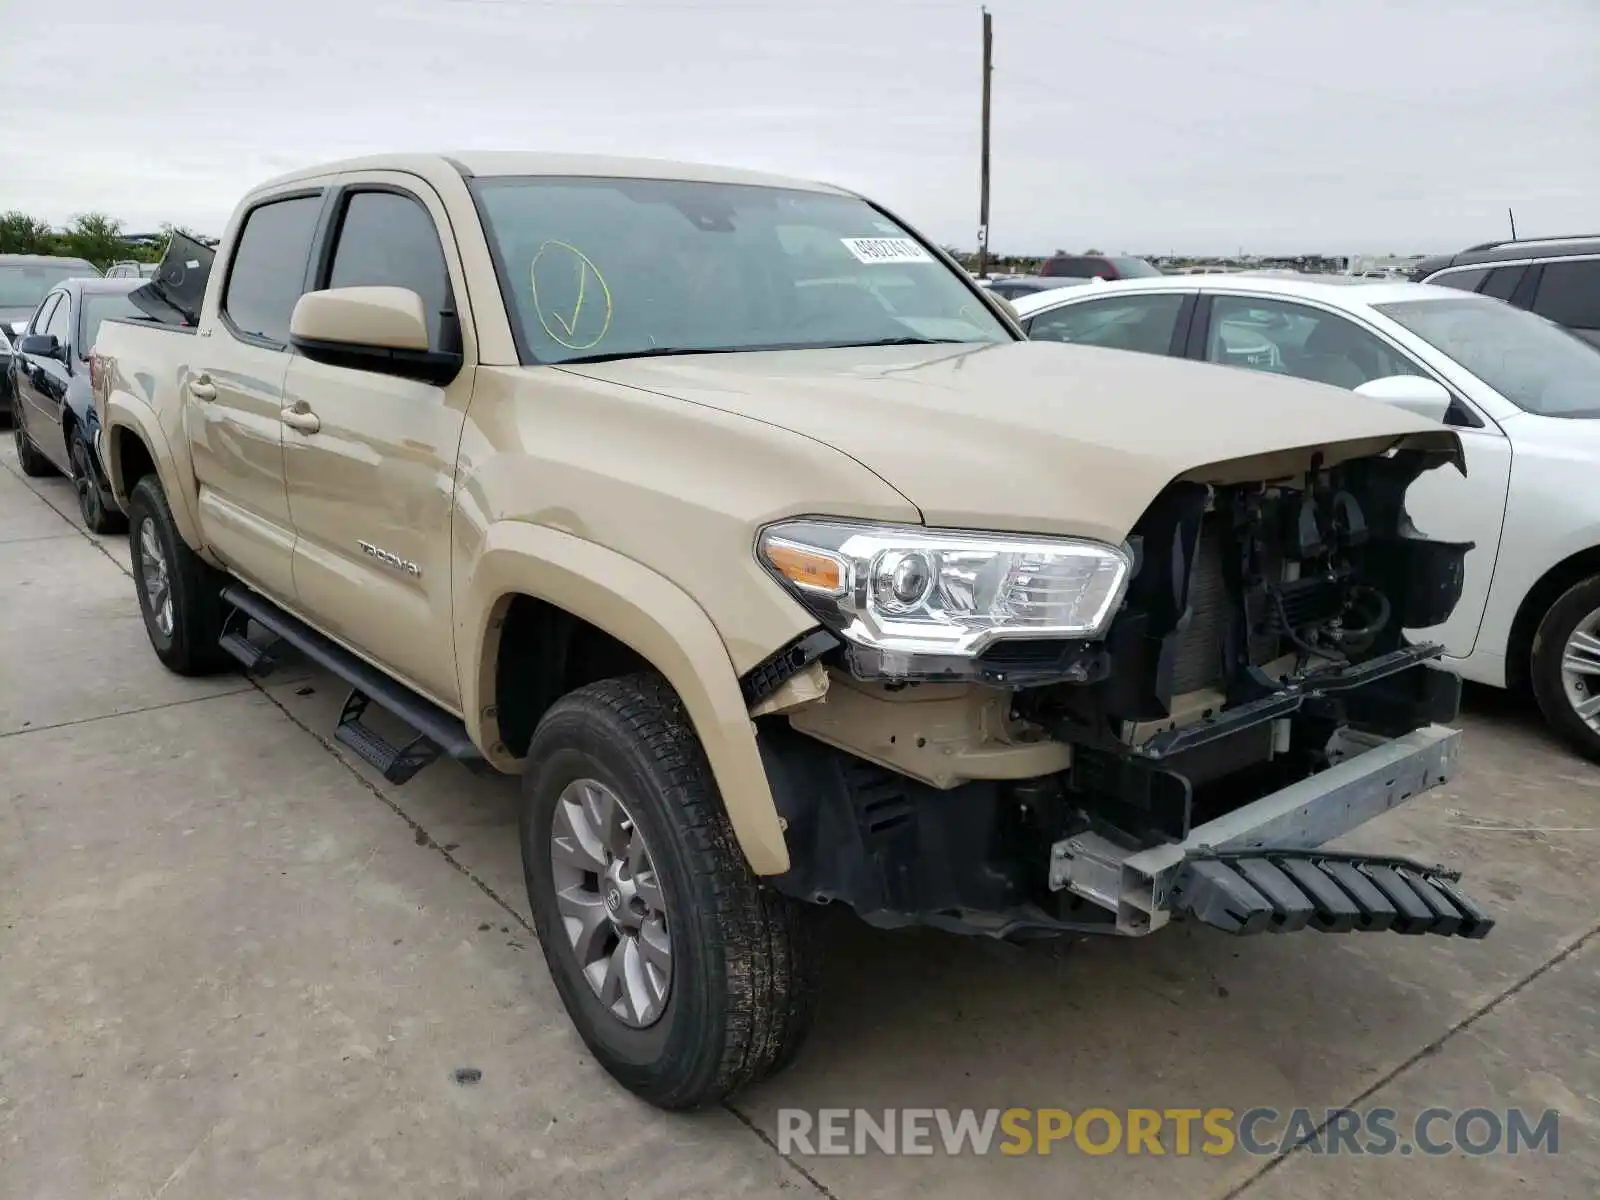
18,333,62,360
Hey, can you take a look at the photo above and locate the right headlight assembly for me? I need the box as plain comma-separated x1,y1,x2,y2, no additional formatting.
757,519,1132,681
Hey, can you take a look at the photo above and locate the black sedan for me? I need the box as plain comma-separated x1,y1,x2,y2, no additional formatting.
0,324,14,423
9,278,142,533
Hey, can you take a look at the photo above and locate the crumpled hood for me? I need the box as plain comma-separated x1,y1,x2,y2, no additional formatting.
562,340,1461,543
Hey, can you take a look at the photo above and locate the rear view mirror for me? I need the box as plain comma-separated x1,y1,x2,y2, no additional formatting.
1352,374,1452,423
288,286,461,385
18,333,62,360
290,286,429,352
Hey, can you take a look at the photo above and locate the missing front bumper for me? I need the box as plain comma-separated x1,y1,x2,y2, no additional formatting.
1047,723,1489,937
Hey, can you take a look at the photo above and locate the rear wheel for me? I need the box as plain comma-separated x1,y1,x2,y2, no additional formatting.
70,430,126,534
521,674,821,1109
126,475,233,676
1531,574,1600,762
13,413,54,477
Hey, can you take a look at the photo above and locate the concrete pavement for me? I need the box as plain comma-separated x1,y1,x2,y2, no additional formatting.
2,445,1597,1199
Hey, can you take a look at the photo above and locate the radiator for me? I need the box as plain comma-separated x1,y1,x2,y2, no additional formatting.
1170,519,1281,695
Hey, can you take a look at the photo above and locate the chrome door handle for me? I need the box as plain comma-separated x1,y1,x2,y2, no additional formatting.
189,377,217,401
281,406,321,435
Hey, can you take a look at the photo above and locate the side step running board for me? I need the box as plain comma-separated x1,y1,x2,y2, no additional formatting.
1170,849,1494,939
219,583,486,784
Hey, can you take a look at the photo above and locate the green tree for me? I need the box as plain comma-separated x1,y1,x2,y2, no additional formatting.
59,212,132,270
0,211,58,255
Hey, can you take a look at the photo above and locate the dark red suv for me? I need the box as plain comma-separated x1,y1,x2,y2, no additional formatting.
1037,254,1164,281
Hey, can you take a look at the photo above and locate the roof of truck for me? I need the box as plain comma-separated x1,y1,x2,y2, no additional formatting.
255,151,849,196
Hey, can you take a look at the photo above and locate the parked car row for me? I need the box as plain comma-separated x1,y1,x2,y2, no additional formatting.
9,276,144,532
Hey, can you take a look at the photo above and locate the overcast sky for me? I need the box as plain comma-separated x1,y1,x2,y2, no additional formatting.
3,0,1596,255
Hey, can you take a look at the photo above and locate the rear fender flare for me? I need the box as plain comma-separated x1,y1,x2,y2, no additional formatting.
461,521,790,875
104,394,203,551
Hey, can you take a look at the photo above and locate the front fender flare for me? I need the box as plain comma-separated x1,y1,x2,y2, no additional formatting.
460,522,790,875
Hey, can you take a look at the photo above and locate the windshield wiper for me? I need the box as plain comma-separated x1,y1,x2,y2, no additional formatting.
555,345,755,365
825,336,972,348
554,336,974,366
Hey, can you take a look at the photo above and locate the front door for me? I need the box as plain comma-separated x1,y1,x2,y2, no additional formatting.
1194,293,1512,658
186,190,325,599
15,291,72,468
281,177,473,710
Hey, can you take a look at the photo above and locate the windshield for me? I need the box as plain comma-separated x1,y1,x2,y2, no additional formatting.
469,176,1011,364
79,292,142,358
1375,295,1600,418
0,262,98,308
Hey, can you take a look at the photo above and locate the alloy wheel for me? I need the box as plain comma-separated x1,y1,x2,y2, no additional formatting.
549,777,673,1028
71,440,99,526
1560,606,1600,734
137,517,174,637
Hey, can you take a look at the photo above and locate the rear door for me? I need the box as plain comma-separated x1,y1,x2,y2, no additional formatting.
188,189,325,599
1527,257,1600,346
280,174,474,710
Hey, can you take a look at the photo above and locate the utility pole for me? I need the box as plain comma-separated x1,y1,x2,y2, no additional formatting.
977,6,993,278
1508,207,1518,240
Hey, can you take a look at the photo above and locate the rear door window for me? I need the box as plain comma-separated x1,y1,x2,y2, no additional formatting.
1428,267,1489,292
1027,294,1187,356
222,194,324,346
1479,265,1526,302
1531,259,1600,334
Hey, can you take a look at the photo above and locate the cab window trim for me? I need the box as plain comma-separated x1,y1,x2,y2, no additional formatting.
309,182,460,352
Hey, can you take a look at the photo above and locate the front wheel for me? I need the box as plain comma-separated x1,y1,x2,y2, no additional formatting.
521,674,821,1110
1531,574,1600,762
126,475,234,676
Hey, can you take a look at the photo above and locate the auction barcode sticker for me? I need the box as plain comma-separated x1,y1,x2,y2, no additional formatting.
840,237,934,264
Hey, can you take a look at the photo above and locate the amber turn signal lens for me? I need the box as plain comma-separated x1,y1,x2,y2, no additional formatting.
764,539,847,593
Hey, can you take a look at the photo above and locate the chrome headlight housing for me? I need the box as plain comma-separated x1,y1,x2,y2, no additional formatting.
758,519,1132,681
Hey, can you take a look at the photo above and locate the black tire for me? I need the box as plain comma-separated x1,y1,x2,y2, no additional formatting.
126,475,234,676
1530,573,1600,762
70,430,127,535
521,674,821,1110
13,412,55,477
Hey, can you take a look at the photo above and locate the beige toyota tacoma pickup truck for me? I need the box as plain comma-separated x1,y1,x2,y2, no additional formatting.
94,152,1492,1109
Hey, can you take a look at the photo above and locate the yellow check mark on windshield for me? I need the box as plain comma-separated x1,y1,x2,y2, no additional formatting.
551,261,588,338
530,240,614,350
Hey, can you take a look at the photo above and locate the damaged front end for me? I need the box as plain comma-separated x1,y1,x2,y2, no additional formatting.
749,437,1494,942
